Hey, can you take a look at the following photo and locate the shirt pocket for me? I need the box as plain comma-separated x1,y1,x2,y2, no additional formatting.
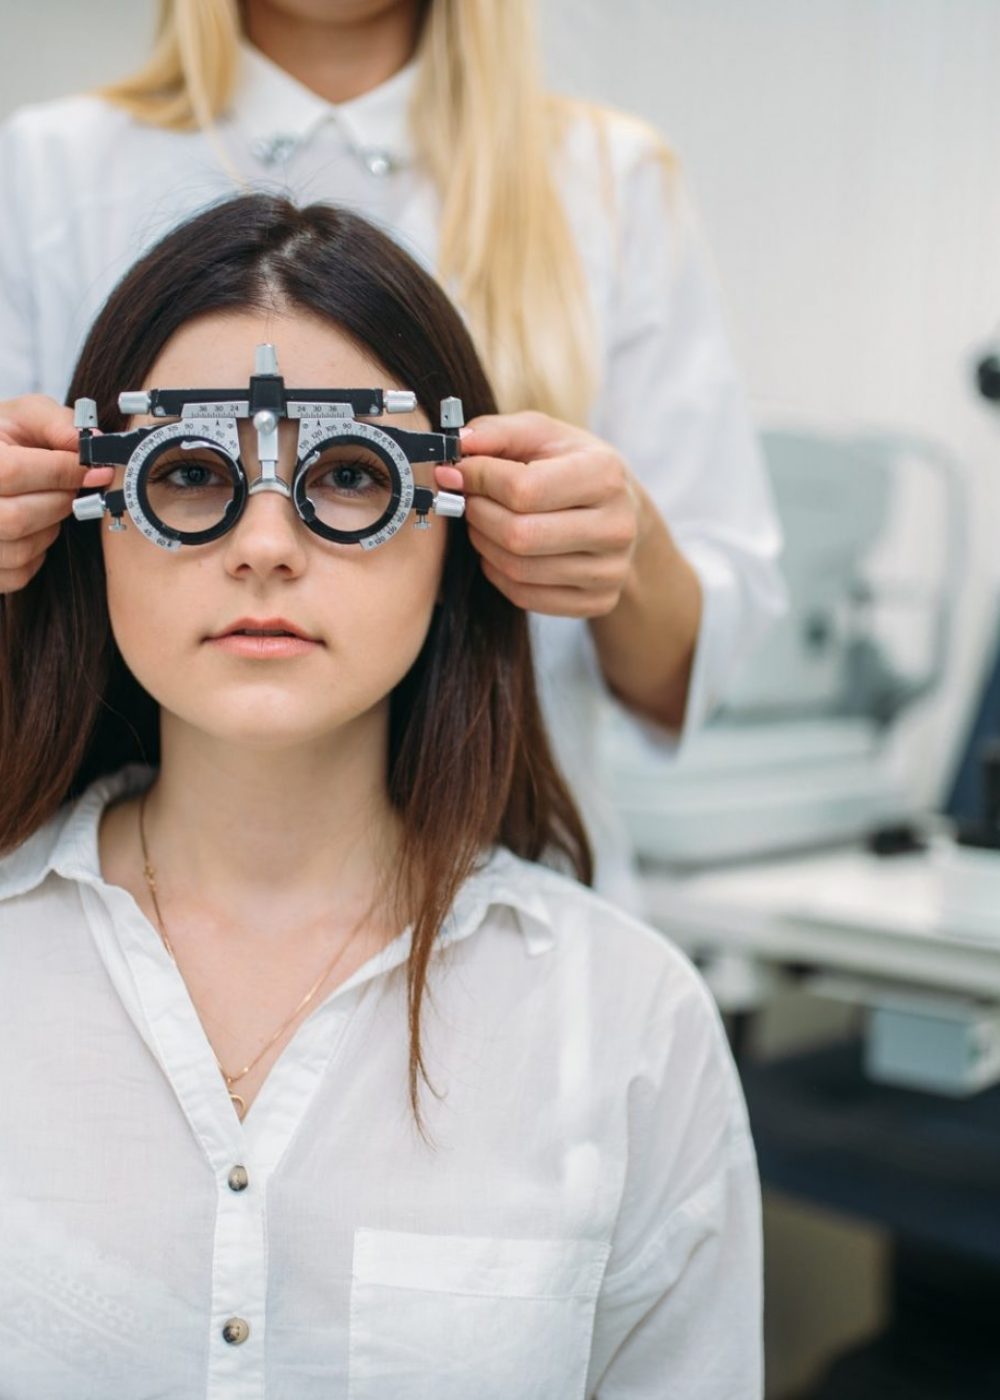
347,1228,611,1400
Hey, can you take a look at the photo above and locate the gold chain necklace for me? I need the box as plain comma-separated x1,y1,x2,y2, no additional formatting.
138,788,359,1121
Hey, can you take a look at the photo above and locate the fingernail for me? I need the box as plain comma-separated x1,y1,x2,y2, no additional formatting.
458,426,473,440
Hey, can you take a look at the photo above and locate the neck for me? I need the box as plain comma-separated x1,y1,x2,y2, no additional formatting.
139,707,404,942
242,0,424,104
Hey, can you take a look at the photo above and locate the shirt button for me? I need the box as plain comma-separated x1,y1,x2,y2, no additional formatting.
227,1164,249,1192
362,148,394,177
222,1317,250,1345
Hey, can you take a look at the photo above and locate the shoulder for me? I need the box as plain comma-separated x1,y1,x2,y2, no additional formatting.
545,97,692,295
0,764,151,905
0,806,72,905
467,851,750,1166
0,94,143,223
551,95,680,199
485,849,727,1059
0,94,199,211
1,92,134,159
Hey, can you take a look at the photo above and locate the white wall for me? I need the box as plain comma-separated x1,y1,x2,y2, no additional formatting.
0,0,154,106
5,0,1000,805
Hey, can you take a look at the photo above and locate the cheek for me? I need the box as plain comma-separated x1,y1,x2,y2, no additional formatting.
338,525,446,679
103,536,145,659
102,533,196,689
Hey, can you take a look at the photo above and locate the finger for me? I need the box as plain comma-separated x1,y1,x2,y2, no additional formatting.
468,525,627,590
460,410,584,464
83,466,115,488
0,395,79,452
440,451,617,514
479,557,619,619
464,495,635,558
0,521,62,571
0,444,90,496
433,464,464,493
0,489,81,540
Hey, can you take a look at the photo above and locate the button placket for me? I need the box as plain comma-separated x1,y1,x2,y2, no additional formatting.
207,1157,268,1398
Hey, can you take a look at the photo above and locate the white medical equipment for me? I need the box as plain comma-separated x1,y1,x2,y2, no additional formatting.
604,428,967,867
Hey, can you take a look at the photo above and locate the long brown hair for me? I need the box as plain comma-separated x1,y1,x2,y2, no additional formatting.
0,194,592,1129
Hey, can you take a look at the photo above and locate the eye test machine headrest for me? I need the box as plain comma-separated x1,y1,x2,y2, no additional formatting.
72,343,466,551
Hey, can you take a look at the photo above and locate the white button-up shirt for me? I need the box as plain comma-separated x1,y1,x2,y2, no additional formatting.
0,46,785,906
0,764,762,1397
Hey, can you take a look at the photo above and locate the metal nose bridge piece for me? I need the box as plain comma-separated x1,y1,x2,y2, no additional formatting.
246,345,290,498
248,404,291,499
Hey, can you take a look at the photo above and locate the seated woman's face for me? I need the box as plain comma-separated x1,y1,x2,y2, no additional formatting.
101,308,448,751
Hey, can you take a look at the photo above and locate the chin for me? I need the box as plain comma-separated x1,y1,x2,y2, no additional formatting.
203,716,353,749
181,697,377,749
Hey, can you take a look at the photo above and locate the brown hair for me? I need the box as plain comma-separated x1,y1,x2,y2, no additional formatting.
0,194,592,1130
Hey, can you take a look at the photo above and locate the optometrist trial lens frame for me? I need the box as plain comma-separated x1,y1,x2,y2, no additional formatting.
71,343,467,551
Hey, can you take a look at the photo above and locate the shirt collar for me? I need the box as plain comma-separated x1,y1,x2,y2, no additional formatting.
232,39,416,168
0,764,554,956
0,765,148,904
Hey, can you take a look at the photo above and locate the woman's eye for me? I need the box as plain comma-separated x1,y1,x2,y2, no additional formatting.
151,461,229,490
319,461,388,494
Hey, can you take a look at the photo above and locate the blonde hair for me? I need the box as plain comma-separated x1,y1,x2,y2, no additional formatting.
99,0,613,423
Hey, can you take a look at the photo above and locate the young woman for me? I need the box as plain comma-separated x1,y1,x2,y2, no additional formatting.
0,195,762,1397
0,0,785,907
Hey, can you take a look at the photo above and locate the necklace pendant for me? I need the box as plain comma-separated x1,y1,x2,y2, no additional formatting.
229,1091,247,1120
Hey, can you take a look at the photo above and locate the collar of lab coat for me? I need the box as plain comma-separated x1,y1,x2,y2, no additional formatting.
232,39,416,167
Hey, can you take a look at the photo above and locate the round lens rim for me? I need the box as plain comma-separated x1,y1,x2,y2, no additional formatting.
292,422,409,548
133,430,247,546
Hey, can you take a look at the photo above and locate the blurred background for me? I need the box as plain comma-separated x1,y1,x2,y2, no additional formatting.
5,1,1000,1393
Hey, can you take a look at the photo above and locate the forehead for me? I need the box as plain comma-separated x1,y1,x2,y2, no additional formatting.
144,307,391,391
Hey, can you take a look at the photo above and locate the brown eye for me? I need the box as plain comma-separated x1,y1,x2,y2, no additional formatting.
143,442,240,537
147,453,231,490
306,448,391,497
299,443,395,535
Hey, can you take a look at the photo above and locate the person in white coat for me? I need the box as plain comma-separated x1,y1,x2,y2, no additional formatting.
0,0,784,902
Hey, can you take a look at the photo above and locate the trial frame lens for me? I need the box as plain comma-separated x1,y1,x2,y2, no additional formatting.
138,436,246,544
292,420,411,549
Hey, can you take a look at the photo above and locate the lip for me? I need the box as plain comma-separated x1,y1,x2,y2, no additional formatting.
205,616,323,658
208,617,321,643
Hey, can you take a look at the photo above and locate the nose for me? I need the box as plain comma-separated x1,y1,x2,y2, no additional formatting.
222,486,309,580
